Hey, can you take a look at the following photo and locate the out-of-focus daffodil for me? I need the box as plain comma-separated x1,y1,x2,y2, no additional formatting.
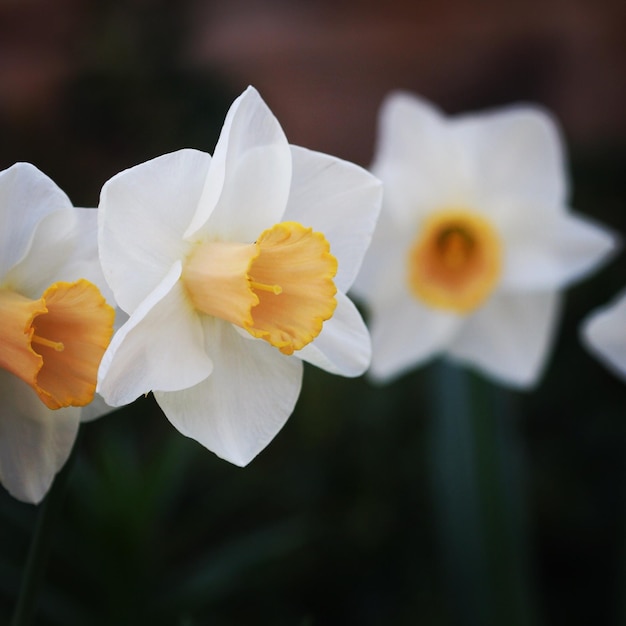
97,86,382,465
352,92,616,388
0,163,115,503
581,288,626,381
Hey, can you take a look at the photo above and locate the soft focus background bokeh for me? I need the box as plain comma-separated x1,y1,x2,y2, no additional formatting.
1,1,626,624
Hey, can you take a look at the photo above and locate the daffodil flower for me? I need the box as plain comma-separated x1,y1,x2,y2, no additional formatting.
97,86,382,465
0,163,115,502
581,288,626,382
352,92,616,387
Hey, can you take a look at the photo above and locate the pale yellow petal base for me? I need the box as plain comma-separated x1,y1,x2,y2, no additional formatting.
183,221,337,355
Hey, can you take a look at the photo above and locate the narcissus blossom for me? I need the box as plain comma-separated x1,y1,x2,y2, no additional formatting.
97,86,382,465
581,288,626,381
352,92,616,388
0,163,115,503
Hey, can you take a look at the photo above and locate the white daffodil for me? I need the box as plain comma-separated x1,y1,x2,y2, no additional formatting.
97,86,382,465
352,91,616,388
581,288,626,382
0,163,115,503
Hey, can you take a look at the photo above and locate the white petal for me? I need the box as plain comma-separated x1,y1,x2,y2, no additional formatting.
448,291,561,388
97,262,212,406
453,105,568,216
55,207,114,302
187,86,292,242
581,288,626,381
5,207,114,303
350,207,413,301
3,208,83,296
366,291,462,382
155,318,303,467
501,212,618,291
372,92,461,223
283,145,382,292
0,370,80,504
0,163,73,279
297,291,371,377
99,149,210,313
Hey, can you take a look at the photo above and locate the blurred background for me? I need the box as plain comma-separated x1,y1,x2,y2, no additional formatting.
1,0,625,624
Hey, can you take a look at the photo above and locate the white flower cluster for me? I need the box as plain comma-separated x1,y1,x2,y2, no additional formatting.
0,86,620,504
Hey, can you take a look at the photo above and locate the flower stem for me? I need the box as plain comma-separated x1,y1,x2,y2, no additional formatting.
11,444,77,626
428,361,540,626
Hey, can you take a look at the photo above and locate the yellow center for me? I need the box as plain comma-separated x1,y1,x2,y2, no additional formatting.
407,209,502,313
0,280,115,409
182,221,338,355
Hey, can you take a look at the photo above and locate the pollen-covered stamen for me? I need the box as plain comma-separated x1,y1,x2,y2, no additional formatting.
408,209,502,313
182,221,338,355
250,281,282,295
438,227,473,269
0,280,115,410
32,335,64,352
